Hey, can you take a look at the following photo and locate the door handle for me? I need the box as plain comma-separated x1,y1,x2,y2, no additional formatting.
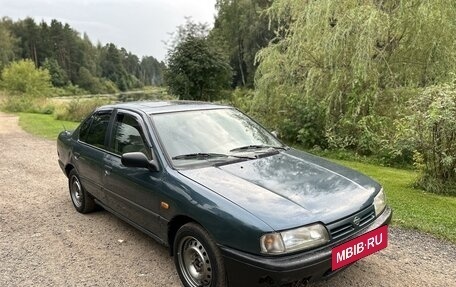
104,166,112,176
73,152,81,160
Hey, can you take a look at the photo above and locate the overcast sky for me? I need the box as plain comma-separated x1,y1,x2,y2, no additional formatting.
0,0,217,61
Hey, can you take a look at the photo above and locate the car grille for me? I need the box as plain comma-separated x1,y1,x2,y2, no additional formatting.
327,206,376,241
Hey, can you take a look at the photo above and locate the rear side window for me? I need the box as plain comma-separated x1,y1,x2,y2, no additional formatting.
83,112,111,149
78,117,92,142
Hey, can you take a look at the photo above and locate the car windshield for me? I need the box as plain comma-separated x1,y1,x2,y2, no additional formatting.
151,108,284,167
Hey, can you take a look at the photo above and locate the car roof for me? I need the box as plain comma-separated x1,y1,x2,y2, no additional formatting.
100,100,232,114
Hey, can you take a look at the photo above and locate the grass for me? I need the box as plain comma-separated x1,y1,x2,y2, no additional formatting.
16,112,456,243
330,159,456,243
18,113,79,140
306,148,414,170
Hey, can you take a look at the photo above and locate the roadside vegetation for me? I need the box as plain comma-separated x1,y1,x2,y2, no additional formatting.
336,160,456,243
0,59,172,121
18,113,79,140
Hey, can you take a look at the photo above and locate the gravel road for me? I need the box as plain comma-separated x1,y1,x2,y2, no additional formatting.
0,112,455,287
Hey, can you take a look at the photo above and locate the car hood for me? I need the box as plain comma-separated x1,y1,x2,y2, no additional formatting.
178,149,381,231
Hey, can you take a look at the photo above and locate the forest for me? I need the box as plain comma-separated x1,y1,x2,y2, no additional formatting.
1,0,455,195
0,17,165,94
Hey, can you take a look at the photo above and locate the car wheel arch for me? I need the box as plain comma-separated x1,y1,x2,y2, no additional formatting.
168,215,198,256
65,164,75,177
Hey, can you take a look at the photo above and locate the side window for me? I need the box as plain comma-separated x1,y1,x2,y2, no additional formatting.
110,113,151,158
78,116,93,142
84,112,111,149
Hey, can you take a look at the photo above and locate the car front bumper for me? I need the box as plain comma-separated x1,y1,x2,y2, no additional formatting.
220,206,392,287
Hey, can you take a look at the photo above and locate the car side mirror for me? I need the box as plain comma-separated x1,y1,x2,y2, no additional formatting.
121,152,159,172
271,131,279,138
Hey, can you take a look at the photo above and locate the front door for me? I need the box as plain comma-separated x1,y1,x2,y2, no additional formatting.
102,111,163,235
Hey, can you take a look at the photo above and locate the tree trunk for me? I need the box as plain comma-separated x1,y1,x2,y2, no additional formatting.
237,38,246,86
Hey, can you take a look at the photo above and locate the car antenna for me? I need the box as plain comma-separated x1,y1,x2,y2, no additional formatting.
62,123,67,131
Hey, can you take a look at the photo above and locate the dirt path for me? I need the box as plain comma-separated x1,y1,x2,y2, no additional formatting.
0,112,455,287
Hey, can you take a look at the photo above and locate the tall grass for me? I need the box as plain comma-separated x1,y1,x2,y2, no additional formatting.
2,96,55,114
53,98,111,122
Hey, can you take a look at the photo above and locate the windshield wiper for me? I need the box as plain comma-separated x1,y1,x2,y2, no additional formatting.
172,153,229,160
229,145,287,153
172,152,256,161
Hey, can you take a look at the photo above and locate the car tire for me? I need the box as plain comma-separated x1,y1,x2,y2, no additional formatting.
68,169,96,214
174,222,227,287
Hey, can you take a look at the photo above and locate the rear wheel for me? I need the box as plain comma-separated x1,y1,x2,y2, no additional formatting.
174,223,227,287
68,169,96,213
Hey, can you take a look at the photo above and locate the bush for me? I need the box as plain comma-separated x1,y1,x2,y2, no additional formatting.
230,88,255,113
54,98,111,122
51,86,86,97
2,96,55,114
117,90,175,102
404,83,456,195
0,59,55,114
0,59,52,96
279,94,326,148
101,79,119,94
249,90,327,148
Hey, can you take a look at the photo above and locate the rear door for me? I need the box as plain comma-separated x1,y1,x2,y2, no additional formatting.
102,110,163,236
73,110,112,201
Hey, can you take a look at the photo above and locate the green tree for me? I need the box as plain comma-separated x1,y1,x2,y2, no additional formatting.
165,20,231,101
80,32,99,78
0,19,18,69
211,0,274,87
140,56,165,86
76,67,103,93
253,0,456,151
120,48,140,77
11,18,41,66
42,58,68,87
402,83,456,195
100,43,130,91
1,59,52,96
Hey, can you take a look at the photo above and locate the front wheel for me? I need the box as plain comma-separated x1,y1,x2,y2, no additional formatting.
174,223,227,287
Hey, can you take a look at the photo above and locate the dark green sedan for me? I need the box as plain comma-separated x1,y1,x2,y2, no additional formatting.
57,101,392,287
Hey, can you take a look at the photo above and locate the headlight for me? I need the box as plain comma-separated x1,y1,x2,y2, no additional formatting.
373,188,386,216
260,224,329,254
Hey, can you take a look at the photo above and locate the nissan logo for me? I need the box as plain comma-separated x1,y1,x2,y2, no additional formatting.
353,216,361,226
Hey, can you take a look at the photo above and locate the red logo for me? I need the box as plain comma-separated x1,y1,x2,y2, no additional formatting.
331,225,388,270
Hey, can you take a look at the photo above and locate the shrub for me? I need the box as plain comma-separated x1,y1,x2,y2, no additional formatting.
0,59,52,97
101,79,119,94
62,84,89,96
0,59,55,114
280,94,326,148
54,98,111,122
2,96,55,114
230,88,255,113
117,90,175,102
404,83,456,195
